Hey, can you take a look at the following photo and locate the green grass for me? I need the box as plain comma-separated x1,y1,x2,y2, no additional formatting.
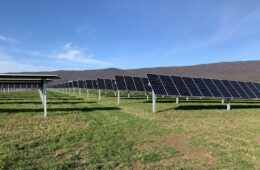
0,90,259,169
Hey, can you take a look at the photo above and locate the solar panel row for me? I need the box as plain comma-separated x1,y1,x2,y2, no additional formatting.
147,74,260,99
115,75,152,92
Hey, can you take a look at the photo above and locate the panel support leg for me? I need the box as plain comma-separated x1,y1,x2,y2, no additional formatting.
152,91,156,113
227,98,231,111
186,97,189,101
222,99,225,104
176,97,179,104
98,89,101,100
79,88,81,96
117,90,120,105
146,94,149,101
87,89,89,97
41,79,47,117
39,89,44,105
128,92,130,98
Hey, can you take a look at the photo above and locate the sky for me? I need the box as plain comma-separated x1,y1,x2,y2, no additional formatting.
0,0,260,73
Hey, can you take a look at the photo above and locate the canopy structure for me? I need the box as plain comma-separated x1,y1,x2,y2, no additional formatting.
0,74,60,117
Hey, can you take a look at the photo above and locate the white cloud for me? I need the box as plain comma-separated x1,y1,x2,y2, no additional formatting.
0,34,16,43
54,43,113,67
0,52,47,73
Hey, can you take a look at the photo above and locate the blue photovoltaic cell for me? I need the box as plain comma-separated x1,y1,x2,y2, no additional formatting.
182,77,202,97
104,79,114,90
147,74,167,95
142,78,152,92
192,78,213,97
159,75,179,96
115,75,127,90
124,76,136,91
246,82,260,98
170,76,191,96
97,78,106,89
229,81,249,98
202,79,223,97
237,81,256,98
212,79,231,98
133,77,145,92
221,80,241,98
68,82,73,88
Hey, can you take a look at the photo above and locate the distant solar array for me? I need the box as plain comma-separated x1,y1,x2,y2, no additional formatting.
115,75,152,92
147,74,260,99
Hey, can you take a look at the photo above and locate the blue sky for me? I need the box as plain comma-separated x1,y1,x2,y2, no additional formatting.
0,0,260,72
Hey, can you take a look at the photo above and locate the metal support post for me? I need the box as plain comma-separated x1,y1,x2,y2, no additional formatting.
117,90,120,105
98,89,101,100
152,91,156,113
176,97,179,104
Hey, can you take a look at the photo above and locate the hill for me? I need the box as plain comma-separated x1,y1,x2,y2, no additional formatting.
19,60,260,83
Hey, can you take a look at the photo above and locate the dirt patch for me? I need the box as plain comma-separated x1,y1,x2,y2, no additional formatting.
165,134,217,166
255,136,260,143
184,148,216,165
165,134,188,149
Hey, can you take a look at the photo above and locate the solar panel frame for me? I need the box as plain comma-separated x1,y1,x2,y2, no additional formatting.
192,78,213,97
212,79,232,98
170,76,191,97
115,75,127,91
97,78,106,90
124,76,137,91
202,78,223,98
141,78,152,92
92,80,98,89
182,77,203,97
221,80,241,98
237,81,256,98
112,80,117,91
253,83,260,92
147,74,167,95
159,75,179,96
133,77,146,92
85,80,93,89
229,81,249,99
104,79,114,90
245,82,260,98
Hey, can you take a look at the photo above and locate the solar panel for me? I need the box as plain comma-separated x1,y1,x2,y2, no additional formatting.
212,79,231,98
147,74,167,95
115,75,127,90
68,82,73,88
133,77,145,92
92,80,98,89
246,82,260,98
97,78,106,90
72,81,78,88
141,78,152,92
253,83,260,92
171,76,191,96
192,78,213,97
112,80,117,90
229,81,249,98
221,80,241,98
159,75,179,96
124,76,136,91
182,77,202,97
78,80,84,88
202,79,223,98
104,79,114,90
237,81,256,98
85,80,93,89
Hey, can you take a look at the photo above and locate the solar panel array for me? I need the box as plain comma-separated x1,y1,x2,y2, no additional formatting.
0,83,41,89
147,74,260,99
115,75,152,92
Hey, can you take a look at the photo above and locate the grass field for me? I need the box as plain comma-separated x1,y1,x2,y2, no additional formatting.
0,90,259,169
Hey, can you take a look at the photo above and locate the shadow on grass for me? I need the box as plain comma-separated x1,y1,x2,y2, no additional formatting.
0,106,120,114
157,104,260,112
0,101,97,105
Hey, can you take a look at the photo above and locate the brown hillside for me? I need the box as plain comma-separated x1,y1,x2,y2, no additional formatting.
18,60,260,84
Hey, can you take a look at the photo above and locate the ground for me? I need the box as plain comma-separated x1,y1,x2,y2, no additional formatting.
0,90,259,169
